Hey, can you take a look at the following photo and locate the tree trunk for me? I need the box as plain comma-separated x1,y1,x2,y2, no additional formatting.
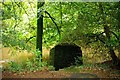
104,25,120,65
109,47,119,64
117,2,120,60
99,3,120,66
118,46,120,60
36,14,43,52
36,2,44,58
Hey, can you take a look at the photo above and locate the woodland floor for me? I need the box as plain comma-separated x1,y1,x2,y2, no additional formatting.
1,48,120,79
2,61,120,79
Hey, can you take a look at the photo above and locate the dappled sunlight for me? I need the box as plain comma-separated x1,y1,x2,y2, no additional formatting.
1,1,120,79
42,47,50,61
1,47,35,68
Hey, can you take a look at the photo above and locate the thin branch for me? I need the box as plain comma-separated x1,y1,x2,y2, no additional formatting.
14,2,31,28
86,38,98,45
111,31,120,44
16,2,29,16
44,10,61,39
86,32,106,45
11,0,18,30
14,2,30,20
28,2,36,15
97,32,106,44
26,36,36,43
60,2,62,29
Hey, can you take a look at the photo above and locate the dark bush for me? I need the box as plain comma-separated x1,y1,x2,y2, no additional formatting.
49,43,83,71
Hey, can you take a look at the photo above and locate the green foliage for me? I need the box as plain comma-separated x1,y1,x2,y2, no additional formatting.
2,2,37,51
47,66,55,71
95,63,110,69
2,2,119,48
32,49,47,67
2,28,32,51
2,2,120,67
74,56,83,66
6,49,47,72
8,61,23,72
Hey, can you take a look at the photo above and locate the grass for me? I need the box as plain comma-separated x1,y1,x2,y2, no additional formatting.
2,46,120,78
2,47,48,72
63,62,114,73
63,63,95,73
2,46,118,73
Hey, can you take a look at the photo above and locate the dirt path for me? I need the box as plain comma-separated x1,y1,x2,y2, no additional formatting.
2,67,120,79
2,71,99,78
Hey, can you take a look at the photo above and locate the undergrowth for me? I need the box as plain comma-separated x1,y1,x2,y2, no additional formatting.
4,49,47,72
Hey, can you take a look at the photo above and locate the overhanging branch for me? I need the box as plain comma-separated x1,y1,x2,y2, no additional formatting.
111,31,120,44
44,10,61,39
86,32,106,45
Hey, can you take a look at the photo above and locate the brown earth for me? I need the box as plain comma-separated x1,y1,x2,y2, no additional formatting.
2,66,120,79
1,48,120,79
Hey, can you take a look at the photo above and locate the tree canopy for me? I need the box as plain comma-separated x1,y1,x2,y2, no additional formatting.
1,1,120,64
